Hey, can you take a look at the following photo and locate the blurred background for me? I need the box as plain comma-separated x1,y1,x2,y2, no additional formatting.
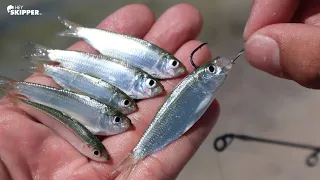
1,0,320,179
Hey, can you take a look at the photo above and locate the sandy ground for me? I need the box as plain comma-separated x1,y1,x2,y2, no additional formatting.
1,0,320,179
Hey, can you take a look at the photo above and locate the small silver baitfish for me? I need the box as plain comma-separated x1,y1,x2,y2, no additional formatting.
26,43,164,100
37,64,137,114
57,17,187,79
18,98,110,162
110,44,244,179
0,76,132,136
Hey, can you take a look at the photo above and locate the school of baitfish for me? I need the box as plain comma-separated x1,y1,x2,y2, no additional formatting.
0,17,243,179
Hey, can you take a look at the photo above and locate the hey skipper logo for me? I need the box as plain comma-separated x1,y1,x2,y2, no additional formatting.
7,5,42,16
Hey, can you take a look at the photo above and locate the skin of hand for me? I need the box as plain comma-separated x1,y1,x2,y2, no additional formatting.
0,4,220,180
244,0,320,88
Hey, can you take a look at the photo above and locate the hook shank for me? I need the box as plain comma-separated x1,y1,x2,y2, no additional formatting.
190,42,208,69
232,49,245,64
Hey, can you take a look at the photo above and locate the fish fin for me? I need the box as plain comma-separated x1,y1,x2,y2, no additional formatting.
24,42,53,64
109,153,138,180
28,42,50,57
0,76,24,106
0,76,17,93
56,16,81,37
9,94,29,106
28,63,46,75
66,88,87,96
6,93,19,106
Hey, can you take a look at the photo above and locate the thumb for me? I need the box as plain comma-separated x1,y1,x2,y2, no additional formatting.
245,23,320,89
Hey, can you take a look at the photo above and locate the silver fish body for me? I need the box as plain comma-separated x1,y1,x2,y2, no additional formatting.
111,56,233,178
19,98,110,162
0,78,132,136
28,43,164,99
133,57,230,159
41,64,137,114
57,17,186,79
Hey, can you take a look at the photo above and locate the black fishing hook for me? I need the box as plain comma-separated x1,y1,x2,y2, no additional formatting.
190,44,244,68
231,49,245,64
190,42,208,69
214,133,320,167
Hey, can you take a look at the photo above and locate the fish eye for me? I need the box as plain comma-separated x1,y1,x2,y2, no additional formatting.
169,60,179,69
93,150,100,156
121,99,131,107
113,116,121,123
146,78,156,89
207,65,216,73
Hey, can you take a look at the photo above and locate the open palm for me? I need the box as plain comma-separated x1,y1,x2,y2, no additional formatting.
0,4,220,180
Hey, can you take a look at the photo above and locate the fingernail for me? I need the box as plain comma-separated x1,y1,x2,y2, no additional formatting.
245,34,281,74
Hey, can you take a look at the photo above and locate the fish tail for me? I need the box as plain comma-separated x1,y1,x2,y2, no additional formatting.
0,76,17,93
109,153,138,180
29,63,46,75
0,76,21,105
8,94,28,106
24,42,53,64
56,16,81,38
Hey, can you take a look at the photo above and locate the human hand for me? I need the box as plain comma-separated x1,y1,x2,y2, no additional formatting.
244,0,320,88
0,4,220,180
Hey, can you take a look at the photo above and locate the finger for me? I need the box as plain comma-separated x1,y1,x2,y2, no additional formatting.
24,4,156,87
0,159,11,180
96,40,212,174
144,3,203,53
294,0,320,26
245,23,320,88
129,101,220,179
304,13,320,27
244,0,299,40
0,105,87,180
12,104,94,179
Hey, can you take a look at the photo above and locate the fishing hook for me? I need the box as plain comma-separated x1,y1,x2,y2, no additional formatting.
231,49,245,64
190,44,244,68
214,133,320,167
190,42,208,69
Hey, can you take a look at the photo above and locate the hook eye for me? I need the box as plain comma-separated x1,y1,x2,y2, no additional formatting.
306,151,319,167
214,134,234,152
